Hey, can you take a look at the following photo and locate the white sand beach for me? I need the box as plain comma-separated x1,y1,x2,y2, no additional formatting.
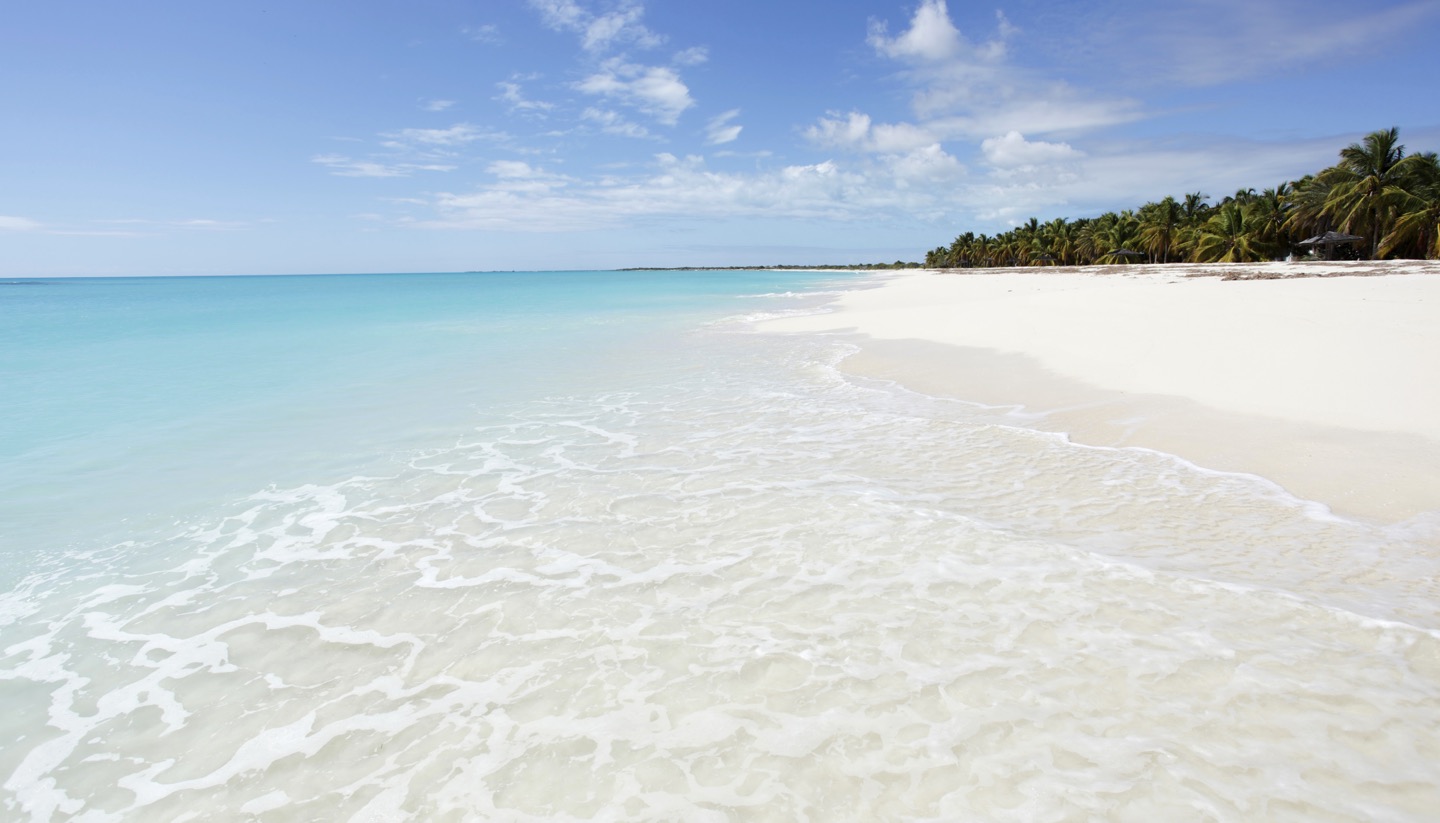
765,260,1440,522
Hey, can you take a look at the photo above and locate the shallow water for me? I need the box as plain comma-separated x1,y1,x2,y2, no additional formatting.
2,272,1438,821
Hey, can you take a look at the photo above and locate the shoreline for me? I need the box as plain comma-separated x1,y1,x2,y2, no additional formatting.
764,260,1440,523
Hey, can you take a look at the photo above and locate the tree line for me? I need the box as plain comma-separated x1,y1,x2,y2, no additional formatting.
924,128,1440,269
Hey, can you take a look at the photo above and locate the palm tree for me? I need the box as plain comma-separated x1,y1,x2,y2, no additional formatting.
1043,217,1076,265
1380,151,1440,258
1249,183,1293,255
1182,192,1210,224
1320,127,1411,258
1139,196,1183,263
1192,203,1265,262
1092,211,1144,263
1283,174,1331,243
972,234,993,268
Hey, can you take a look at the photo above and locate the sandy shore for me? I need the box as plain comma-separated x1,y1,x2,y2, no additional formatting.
765,260,1440,522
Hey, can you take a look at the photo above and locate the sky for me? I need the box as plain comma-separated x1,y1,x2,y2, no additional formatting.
3,0,1438,276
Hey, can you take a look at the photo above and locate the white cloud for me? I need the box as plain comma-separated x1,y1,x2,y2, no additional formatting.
528,0,663,53
386,124,494,147
868,0,964,61
862,2,1141,141
980,131,1082,168
869,1,1014,64
888,144,966,183
805,111,875,150
926,95,1144,138
421,99,455,112
583,107,652,138
870,122,941,154
805,111,937,154
1099,0,1440,87
488,160,542,179
415,151,983,233
462,24,502,44
705,110,742,145
672,46,708,67
0,215,42,232
496,81,554,113
577,59,694,125
312,154,455,178
97,218,251,231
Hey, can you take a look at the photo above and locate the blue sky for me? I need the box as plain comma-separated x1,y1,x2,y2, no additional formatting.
3,0,1438,275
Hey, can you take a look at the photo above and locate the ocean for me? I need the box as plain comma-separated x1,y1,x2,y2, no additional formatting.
2,270,1437,821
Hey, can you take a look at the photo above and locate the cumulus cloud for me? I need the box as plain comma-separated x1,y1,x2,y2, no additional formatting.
868,0,965,61
806,111,874,149
980,131,1082,167
805,111,938,154
888,144,966,183
864,1,1139,139
577,59,694,125
869,2,1013,65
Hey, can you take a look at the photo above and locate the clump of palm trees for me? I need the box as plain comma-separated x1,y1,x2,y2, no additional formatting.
925,128,1440,268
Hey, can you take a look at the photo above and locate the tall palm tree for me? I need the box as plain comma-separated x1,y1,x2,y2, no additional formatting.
1139,196,1183,263
1320,127,1411,258
972,234,993,268
1182,192,1210,224
1283,174,1331,243
1380,151,1440,258
1044,217,1076,265
1249,183,1293,255
1192,203,1265,262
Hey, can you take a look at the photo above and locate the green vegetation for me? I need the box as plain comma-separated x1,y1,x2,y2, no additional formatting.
925,128,1440,268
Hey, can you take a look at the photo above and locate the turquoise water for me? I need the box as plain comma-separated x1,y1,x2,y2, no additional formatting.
2,271,1438,820
1,271,841,566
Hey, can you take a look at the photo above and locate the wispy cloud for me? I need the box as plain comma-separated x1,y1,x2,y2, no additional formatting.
705,110,743,145
497,80,555,113
97,218,252,231
528,0,663,53
414,148,979,233
1091,0,1440,87
420,99,455,112
2,215,255,237
0,215,43,232
312,154,456,178
966,132,1349,223
462,24,502,44
526,1,701,129
383,123,497,148
583,107,652,139
792,0,1141,217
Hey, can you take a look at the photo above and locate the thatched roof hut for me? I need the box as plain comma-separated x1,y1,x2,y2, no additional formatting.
1298,231,1364,260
